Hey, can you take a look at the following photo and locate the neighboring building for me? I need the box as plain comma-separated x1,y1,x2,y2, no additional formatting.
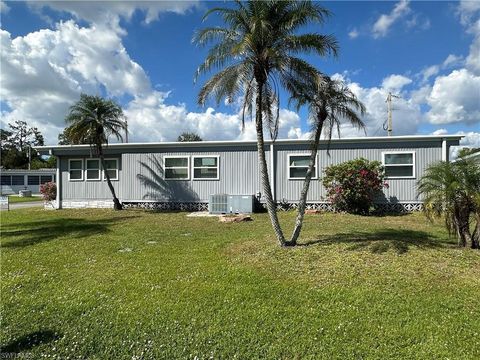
0,168,56,195
36,135,462,212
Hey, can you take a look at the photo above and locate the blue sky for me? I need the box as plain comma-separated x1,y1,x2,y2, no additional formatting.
0,1,479,151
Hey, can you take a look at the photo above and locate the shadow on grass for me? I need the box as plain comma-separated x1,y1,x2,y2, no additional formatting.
0,330,60,353
301,229,451,254
1,216,136,248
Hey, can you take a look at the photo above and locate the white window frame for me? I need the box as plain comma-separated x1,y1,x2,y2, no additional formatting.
382,151,416,179
287,153,318,180
85,158,101,181
192,155,220,180
102,158,119,181
68,159,84,181
163,155,190,181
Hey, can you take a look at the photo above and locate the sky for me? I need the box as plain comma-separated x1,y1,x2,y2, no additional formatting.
0,0,479,155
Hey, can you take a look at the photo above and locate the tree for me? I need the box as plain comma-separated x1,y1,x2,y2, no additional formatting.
286,76,365,245
195,0,338,246
65,94,127,210
418,159,480,249
8,120,44,151
458,147,480,158
178,132,203,142
1,122,45,169
58,126,90,145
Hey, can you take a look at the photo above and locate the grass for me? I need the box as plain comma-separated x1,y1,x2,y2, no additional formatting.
6,195,43,203
1,209,479,359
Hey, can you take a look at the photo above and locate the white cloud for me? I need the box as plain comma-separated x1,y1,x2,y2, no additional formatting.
29,1,199,34
381,74,412,91
420,65,440,83
330,73,423,138
348,28,359,39
0,21,154,141
443,54,463,68
426,69,480,125
0,0,9,14
450,131,480,159
372,0,411,38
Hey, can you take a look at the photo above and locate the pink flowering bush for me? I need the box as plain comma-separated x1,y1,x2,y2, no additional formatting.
322,158,388,214
40,181,56,202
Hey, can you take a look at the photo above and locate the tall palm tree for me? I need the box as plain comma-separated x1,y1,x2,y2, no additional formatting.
194,0,338,246
65,94,126,210
286,75,365,245
418,159,480,249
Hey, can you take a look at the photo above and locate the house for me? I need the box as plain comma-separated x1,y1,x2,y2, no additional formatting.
36,135,462,212
0,168,56,195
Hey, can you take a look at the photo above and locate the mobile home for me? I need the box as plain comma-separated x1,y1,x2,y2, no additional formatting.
36,135,462,212
0,168,56,195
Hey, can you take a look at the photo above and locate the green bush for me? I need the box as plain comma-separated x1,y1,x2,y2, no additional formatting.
322,158,388,214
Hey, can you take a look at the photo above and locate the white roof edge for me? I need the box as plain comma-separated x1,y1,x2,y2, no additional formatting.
35,134,464,151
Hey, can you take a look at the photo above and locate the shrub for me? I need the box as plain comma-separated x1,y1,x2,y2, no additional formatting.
322,158,388,214
40,181,56,202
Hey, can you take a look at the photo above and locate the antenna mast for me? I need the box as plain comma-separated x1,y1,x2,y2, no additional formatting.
385,92,400,136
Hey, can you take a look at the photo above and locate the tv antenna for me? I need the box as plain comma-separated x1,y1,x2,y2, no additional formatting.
383,92,400,136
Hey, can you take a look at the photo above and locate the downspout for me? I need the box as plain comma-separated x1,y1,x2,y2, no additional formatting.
441,138,448,162
269,142,275,202
54,151,62,209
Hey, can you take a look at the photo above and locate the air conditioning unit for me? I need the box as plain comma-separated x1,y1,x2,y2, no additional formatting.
209,194,228,214
209,194,254,214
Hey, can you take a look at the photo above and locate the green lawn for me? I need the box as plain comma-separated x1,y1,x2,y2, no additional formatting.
7,195,43,203
1,209,479,359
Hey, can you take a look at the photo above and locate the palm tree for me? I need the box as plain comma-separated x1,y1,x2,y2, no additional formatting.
286,75,366,245
194,0,338,246
178,132,203,142
65,94,126,210
418,159,480,249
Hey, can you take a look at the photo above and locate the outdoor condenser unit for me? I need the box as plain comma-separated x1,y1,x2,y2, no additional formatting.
209,194,254,214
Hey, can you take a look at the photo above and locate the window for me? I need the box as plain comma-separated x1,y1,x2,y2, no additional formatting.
86,159,101,180
69,159,83,181
288,154,317,179
12,175,24,185
164,156,189,180
40,176,52,184
192,156,219,180
103,159,118,181
28,176,39,185
382,152,415,178
1,176,11,185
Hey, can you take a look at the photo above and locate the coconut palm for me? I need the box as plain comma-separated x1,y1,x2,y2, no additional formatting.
286,75,366,245
417,159,480,249
194,0,338,246
65,94,126,210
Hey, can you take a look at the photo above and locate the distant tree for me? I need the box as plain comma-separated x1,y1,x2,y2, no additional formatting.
8,120,44,151
1,121,45,169
458,147,480,158
418,159,480,249
177,132,203,142
65,94,127,210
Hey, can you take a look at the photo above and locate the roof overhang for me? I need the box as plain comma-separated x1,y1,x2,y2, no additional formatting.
35,135,464,155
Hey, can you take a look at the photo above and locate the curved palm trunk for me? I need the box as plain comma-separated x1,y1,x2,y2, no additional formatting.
287,113,326,246
472,213,480,249
98,146,123,210
255,79,286,246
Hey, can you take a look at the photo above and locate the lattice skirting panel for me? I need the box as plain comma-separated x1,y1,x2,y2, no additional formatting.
122,201,422,214
122,202,209,212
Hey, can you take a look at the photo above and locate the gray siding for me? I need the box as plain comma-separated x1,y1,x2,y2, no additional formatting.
61,145,269,202
57,139,449,204
275,141,442,202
